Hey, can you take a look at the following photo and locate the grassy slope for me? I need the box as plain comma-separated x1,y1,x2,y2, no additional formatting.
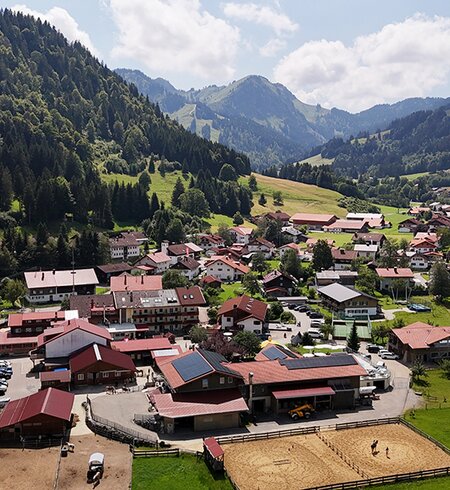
132,454,232,490
297,153,334,166
242,173,345,216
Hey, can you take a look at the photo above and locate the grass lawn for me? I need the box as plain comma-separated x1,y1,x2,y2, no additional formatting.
205,214,254,232
266,259,281,271
307,231,354,248
291,345,345,354
411,369,450,404
399,171,430,181
241,173,345,217
375,477,450,489
217,282,245,302
95,286,110,295
132,453,233,490
389,301,450,327
404,408,450,448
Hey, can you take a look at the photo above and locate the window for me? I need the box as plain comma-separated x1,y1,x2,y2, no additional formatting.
219,377,225,384
228,377,233,384
202,378,209,389
102,372,109,378
77,374,85,381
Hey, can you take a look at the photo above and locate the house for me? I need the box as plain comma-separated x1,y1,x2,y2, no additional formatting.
346,212,384,221
306,238,335,250
111,337,173,364
414,232,439,244
352,233,386,247
200,275,222,289
262,270,297,297
0,388,74,442
24,268,99,304
315,270,358,287
398,218,422,233
388,322,450,363
153,349,248,433
407,252,430,271
427,214,450,230
70,343,136,385
95,263,133,285
229,226,253,245
331,248,358,270
205,256,250,281
69,294,118,325
170,256,201,280
217,295,268,334
317,283,379,318
278,243,299,259
0,331,39,356
324,219,368,233
290,213,337,230
8,310,78,337
198,234,225,251
408,206,430,216
264,211,291,223
109,232,142,261
409,238,438,254
110,274,163,293
375,267,415,291
134,251,171,274
32,318,112,365
281,226,307,243
354,244,378,260
247,237,275,258
161,241,201,265
40,370,71,391
112,286,205,335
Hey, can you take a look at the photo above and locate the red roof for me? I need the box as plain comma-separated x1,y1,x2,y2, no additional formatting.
206,256,250,274
45,319,111,346
176,286,206,306
0,388,74,429
40,370,71,383
325,219,367,231
228,357,367,385
0,331,38,346
70,343,136,373
204,437,224,459
201,275,222,284
291,213,336,224
151,389,248,418
110,274,163,292
8,311,66,328
111,337,172,353
391,322,450,349
376,267,414,278
272,386,335,400
332,248,358,261
217,295,267,321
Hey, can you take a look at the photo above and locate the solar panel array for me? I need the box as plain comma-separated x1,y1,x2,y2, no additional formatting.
172,352,213,382
198,349,237,377
263,346,288,360
280,353,357,370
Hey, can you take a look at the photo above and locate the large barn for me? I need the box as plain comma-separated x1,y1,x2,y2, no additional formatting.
0,388,74,441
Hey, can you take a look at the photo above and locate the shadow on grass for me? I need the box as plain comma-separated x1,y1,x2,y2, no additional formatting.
413,378,430,388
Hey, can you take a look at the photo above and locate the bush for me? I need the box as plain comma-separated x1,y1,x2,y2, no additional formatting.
280,311,296,324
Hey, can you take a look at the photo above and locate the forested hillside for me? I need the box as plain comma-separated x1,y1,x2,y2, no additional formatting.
0,10,250,230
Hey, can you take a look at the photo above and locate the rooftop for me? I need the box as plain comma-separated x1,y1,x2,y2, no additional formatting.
70,343,136,373
391,322,450,349
110,274,162,292
291,213,336,223
318,283,372,303
376,267,414,278
24,268,98,289
217,295,268,321
111,337,172,353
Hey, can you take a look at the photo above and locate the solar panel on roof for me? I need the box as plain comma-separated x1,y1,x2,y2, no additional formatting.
198,349,238,377
280,354,357,370
172,353,213,382
263,346,288,360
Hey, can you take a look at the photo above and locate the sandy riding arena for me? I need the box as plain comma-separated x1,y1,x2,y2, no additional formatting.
223,424,450,490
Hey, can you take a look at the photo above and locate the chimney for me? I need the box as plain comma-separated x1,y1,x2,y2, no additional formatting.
141,275,144,284
394,267,398,274
340,249,345,255
248,372,254,412
52,269,56,275
41,272,45,281
124,275,127,285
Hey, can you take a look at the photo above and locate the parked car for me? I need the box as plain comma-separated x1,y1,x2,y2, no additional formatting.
0,371,11,380
308,311,324,319
380,351,399,360
307,328,324,339
0,397,10,407
296,305,310,312
288,304,297,310
367,344,383,353
0,378,8,386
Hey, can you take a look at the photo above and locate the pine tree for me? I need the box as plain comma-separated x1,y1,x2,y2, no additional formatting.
171,177,185,208
148,155,155,173
347,323,360,352
258,193,267,206
36,222,49,246
149,193,160,218
312,240,333,271
248,174,258,191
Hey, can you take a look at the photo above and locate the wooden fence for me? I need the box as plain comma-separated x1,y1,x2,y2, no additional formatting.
399,418,450,456
132,448,180,458
305,466,450,490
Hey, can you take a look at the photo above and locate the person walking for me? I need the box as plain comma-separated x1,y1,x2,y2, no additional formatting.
385,447,390,458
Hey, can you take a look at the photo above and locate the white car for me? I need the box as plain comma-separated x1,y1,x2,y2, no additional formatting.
380,351,399,360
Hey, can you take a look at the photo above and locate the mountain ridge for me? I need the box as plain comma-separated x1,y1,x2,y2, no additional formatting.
116,68,450,169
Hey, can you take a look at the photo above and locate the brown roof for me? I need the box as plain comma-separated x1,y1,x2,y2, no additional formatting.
70,343,136,373
0,388,74,429
206,256,250,274
391,322,450,349
375,267,414,278
325,219,367,231
217,295,267,321
262,270,296,285
69,294,115,318
171,256,200,270
291,213,337,223
249,237,275,248
8,311,66,328
176,286,206,306
110,274,163,292
353,233,386,242
40,370,71,383
167,244,191,256
331,248,358,261
96,263,133,274
265,211,291,221
230,226,253,236
200,275,222,285
111,338,172,353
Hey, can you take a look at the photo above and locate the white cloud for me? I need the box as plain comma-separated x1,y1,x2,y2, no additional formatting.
11,4,99,57
108,0,240,84
259,38,286,57
223,2,298,35
274,14,450,112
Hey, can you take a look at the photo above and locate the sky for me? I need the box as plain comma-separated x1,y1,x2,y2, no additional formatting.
4,0,450,112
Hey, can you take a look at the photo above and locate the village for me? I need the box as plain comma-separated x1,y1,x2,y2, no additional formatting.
1,205,450,489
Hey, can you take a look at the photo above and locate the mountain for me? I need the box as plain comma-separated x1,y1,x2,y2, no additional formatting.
0,10,250,230
116,69,450,170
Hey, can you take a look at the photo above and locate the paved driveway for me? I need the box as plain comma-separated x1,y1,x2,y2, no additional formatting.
4,357,40,401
